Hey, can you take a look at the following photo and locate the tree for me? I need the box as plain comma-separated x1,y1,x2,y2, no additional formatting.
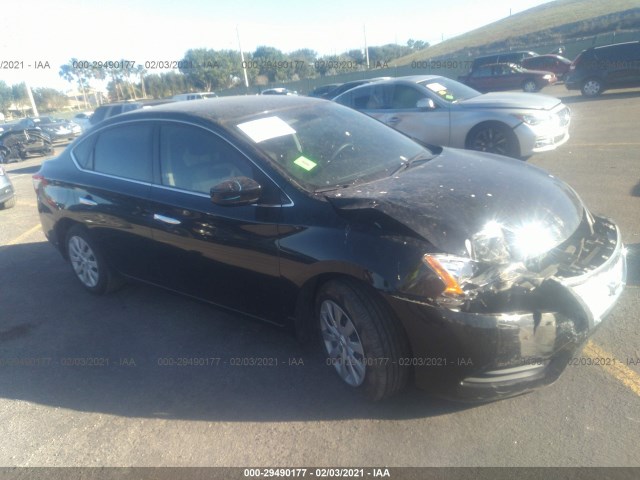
135,64,148,98
59,59,90,109
33,88,68,112
251,46,289,83
0,81,12,116
287,49,317,80
179,48,227,92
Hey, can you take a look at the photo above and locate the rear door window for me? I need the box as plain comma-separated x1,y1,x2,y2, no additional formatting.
93,123,153,182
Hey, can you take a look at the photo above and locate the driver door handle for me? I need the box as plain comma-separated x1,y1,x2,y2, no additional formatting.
153,213,181,225
79,196,97,206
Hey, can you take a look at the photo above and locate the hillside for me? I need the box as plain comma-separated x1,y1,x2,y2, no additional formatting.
396,0,640,64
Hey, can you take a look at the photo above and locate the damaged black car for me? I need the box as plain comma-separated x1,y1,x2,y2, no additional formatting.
33,96,626,402
0,129,53,162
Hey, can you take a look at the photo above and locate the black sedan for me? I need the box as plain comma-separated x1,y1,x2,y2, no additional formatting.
33,96,626,402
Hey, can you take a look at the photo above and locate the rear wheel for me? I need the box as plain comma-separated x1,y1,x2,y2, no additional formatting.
466,123,519,158
581,78,602,97
65,225,122,294
317,279,410,401
522,79,538,92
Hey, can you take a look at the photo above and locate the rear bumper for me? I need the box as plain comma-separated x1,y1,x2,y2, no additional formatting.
386,219,626,402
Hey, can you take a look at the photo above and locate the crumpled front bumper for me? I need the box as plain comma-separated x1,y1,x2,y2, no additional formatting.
386,217,626,402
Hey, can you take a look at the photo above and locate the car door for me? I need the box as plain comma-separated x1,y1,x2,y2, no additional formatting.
603,43,640,88
467,66,493,91
373,84,451,146
71,122,157,280
146,121,285,322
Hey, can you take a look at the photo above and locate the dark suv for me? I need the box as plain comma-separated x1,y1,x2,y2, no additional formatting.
89,102,143,127
565,41,640,97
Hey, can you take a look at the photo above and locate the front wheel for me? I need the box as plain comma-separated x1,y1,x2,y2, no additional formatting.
581,78,603,97
522,79,538,92
65,225,122,294
317,279,410,401
466,123,520,158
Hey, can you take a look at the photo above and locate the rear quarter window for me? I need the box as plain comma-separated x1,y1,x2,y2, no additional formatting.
71,135,96,169
92,123,153,182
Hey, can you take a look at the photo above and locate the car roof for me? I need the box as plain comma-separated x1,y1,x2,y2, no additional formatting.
96,95,330,128
371,75,444,84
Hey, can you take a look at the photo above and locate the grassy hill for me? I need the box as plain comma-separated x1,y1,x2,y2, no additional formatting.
396,0,640,64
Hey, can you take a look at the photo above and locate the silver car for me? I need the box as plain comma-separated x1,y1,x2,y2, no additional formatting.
0,165,16,209
333,75,570,159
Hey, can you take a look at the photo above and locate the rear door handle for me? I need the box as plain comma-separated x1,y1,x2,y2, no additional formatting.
387,117,400,125
153,213,181,225
79,196,97,206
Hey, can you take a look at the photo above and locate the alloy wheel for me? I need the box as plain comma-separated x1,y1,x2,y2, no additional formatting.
471,127,510,155
320,299,366,386
68,235,100,288
583,80,601,97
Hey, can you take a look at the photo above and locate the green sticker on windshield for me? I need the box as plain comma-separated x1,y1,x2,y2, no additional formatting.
293,155,317,171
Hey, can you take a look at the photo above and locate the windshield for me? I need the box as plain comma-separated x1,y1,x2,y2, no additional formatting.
234,102,431,191
418,77,481,103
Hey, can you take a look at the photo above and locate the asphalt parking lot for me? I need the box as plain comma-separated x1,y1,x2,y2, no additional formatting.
1,84,639,469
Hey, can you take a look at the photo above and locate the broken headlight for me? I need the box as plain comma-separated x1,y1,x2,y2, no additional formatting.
423,254,477,297
425,221,564,306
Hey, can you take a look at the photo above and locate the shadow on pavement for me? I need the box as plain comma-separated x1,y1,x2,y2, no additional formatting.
0,241,473,422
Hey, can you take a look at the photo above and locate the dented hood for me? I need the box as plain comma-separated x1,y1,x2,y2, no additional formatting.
458,92,561,110
325,148,584,258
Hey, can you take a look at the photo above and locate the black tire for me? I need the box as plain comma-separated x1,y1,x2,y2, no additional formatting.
65,225,122,294
581,78,603,97
1,195,16,209
316,279,410,401
522,79,538,92
466,122,520,158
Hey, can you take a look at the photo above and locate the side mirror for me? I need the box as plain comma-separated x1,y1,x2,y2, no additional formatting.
210,176,262,206
416,98,436,109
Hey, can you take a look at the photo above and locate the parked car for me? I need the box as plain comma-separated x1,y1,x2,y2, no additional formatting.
0,165,16,209
469,51,539,72
334,75,570,158
308,83,341,98
4,117,75,142
522,54,572,80
172,92,217,101
260,88,297,95
321,77,392,100
89,100,175,127
0,129,53,162
565,41,640,97
33,96,625,402
89,102,144,126
72,112,94,131
458,63,557,92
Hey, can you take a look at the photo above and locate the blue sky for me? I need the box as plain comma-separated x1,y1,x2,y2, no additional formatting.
0,0,554,90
